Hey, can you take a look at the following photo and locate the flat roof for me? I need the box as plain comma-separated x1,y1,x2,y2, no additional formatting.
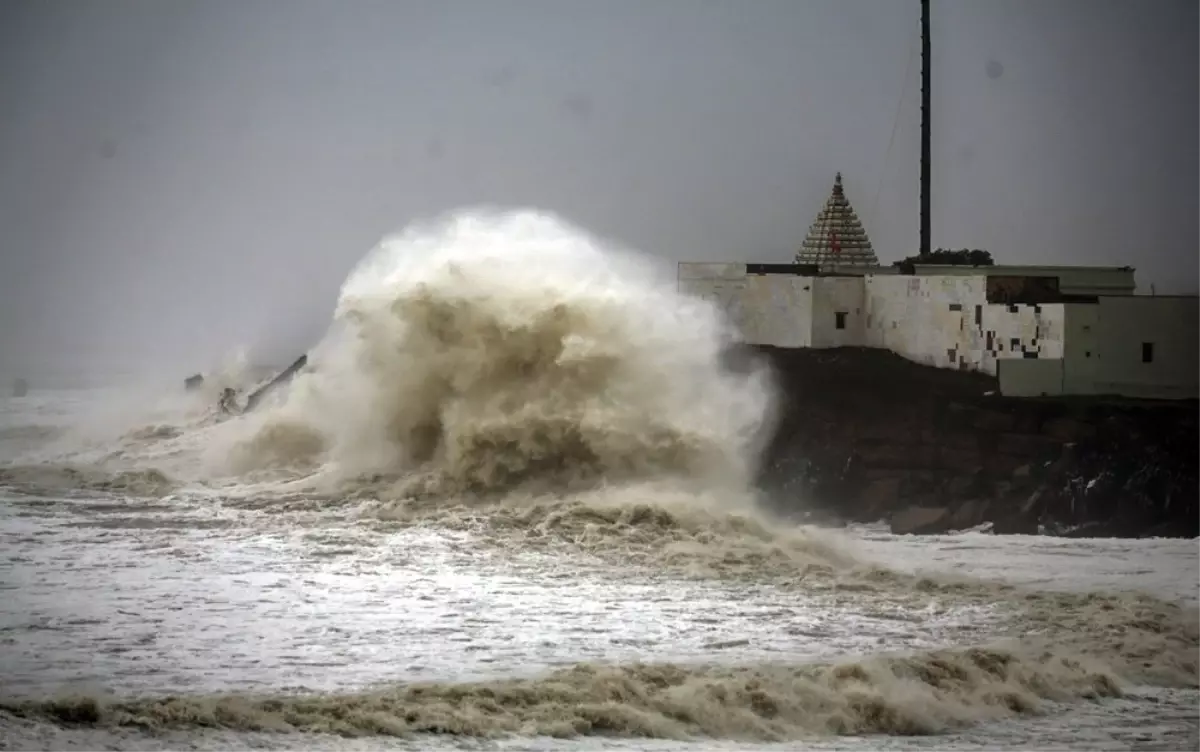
1120,293,1199,300
913,264,1136,273
681,261,1139,273
677,262,898,277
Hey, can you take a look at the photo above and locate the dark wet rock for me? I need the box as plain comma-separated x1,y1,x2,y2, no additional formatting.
750,345,1198,539
950,498,989,531
856,478,902,520
890,506,952,535
991,486,1045,535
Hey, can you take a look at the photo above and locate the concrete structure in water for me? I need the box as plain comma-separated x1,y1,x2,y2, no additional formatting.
679,175,1197,400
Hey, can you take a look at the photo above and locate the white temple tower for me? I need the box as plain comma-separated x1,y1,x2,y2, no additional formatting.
794,172,879,267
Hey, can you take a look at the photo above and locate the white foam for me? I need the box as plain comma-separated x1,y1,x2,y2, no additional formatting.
228,208,776,497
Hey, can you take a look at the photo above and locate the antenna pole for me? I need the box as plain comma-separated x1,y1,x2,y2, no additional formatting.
920,0,931,256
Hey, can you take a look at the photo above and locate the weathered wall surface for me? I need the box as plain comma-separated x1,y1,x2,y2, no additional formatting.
862,275,1065,375
998,359,1064,397
1061,303,1100,395
679,263,1197,400
863,275,975,370
741,274,813,348
1089,296,1199,400
911,264,1137,296
810,277,864,348
677,263,814,348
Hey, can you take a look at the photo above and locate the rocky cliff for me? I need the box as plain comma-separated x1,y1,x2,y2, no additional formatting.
744,346,1198,538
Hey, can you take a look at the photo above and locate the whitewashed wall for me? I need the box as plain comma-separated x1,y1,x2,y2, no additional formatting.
1088,296,1199,399
863,275,1065,375
676,264,1070,381
677,263,814,347
810,277,866,348
740,274,814,347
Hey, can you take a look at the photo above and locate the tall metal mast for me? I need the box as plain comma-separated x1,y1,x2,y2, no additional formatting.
919,0,932,256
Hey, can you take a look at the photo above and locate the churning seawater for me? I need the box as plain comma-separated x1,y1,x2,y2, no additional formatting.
1,210,1196,751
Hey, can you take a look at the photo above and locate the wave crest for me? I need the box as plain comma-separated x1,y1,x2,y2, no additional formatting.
0,646,1125,740
232,209,775,500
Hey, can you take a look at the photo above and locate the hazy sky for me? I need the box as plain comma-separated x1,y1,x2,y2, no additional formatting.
1,0,1196,381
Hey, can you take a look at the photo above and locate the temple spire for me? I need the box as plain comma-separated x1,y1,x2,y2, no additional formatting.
794,172,879,267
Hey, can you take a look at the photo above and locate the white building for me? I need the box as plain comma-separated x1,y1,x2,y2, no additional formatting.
678,174,1197,400
678,262,1197,400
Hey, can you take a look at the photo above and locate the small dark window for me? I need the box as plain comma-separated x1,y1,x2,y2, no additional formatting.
1011,338,1020,348
1008,304,1019,313
948,303,963,312
1085,351,1091,358
974,305,982,326
835,311,847,330
1142,342,1154,363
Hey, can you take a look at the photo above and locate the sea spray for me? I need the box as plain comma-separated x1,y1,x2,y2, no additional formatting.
230,208,778,500
2,209,1198,746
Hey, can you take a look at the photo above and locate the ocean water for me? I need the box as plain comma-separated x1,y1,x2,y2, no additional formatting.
1,209,1196,751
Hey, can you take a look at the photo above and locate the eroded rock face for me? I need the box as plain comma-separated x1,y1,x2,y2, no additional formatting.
752,346,1198,538
890,506,952,535
990,486,1044,536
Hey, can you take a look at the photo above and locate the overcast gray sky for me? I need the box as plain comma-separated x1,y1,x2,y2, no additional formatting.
1,0,1196,383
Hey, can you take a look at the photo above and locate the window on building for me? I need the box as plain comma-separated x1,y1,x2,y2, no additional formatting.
834,311,847,330
1142,342,1154,363
948,303,962,312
